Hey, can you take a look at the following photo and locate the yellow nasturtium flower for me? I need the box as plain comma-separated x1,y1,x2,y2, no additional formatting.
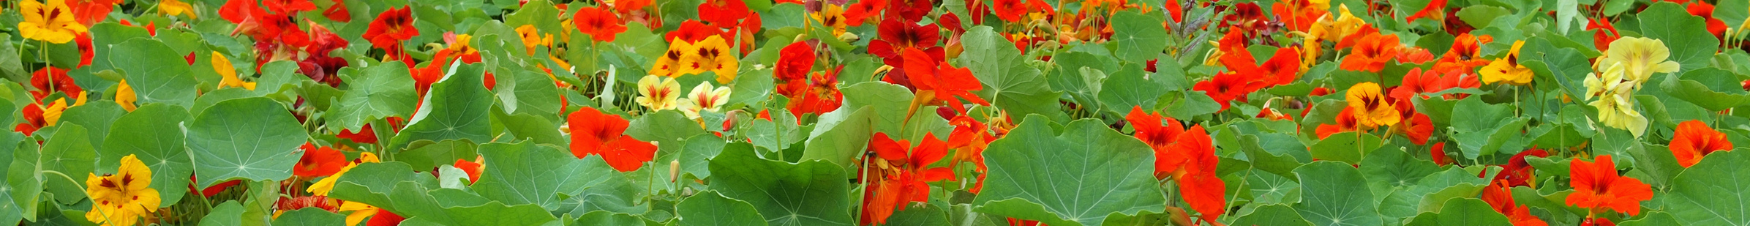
159,0,196,18
85,154,162,226
116,80,136,111
1345,82,1400,128
1480,40,1534,85
307,152,380,196
678,83,732,119
19,0,87,44
813,4,849,37
683,35,739,83
650,38,698,77
635,75,682,111
213,52,257,90
42,91,87,127
1597,37,1681,83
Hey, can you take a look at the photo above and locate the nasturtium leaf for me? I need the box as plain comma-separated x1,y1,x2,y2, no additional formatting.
473,141,614,210
1449,97,1528,159
1293,161,1383,226
1630,144,1685,189
800,107,876,169
390,63,494,150
188,97,307,188
626,110,709,150
1403,199,1511,226
98,104,194,208
0,131,17,225
1619,212,1682,226
1639,2,1719,74
271,208,347,226
1378,168,1490,220
493,112,566,146
439,201,559,226
398,140,480,171
961,26,1065,120
677,191,769,226
708,145,854,226
1232,204,1315,226
1360,148,1441,200
659,134,729,182
328,162,440,211
1111,11,1168,64
199,201,245,226
1098,64,1167,113
1660,68,1750,111
1159,91,1222,120
573,211,645,226
1309,132,1385,164
328,62,419,133
55,101,124,150
40,124,95,205
8,140,40,222
1668,149,1750,225
507,69,562,119
971,115,1165,226
111,39,199,108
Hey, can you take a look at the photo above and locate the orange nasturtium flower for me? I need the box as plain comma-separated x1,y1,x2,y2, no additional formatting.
1565,155,1653,217
1126,106,1186,157
574,5,627,42
362,6,418,50
294,143,348,177
568,107,659,172
1345,82,1400,128
159,0,197,18
1480,40,1534,85
1163,125,1226,219
1482,180,1551,226
85,154,162,226
307,152,381,196
19,0,89,44
902,48,989,113
1316,108,1360,139
861,133,952,225
1338,31,1401,73
1671,120,1733,167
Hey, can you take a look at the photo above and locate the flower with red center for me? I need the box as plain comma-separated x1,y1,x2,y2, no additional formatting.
1222,3,1269,38
29,67,80,101
1565,155,1654,216
1162,125,1226,219
887,0,934,22
264,0,317,15
698,0,749,28
362,6,418,51
574,5,627,42
1482,180,1551,226
993,0,1027,23
567,107,658,172
868,16,943,67
1316,108,1360,139
1671,120,1733,167
902,48,989,113
860,133,952,225
69,0,118,26
1339,31,1401,73
1192,72,1259,112
775,42,816,82
1487,148,1549,187
843,0,887,26
1391,99,1433,145
1125,106,1186,154
1345,82,1400,128
294,143,347,177
787,67,845,117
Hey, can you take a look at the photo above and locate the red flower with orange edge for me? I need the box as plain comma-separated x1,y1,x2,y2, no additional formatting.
264,0,317,15
1161,125,1226,219
861,133,953,225
1671,120,1733,167
30,67,79,101
1482,180,1551,226
1565,155,1654,216
843,0,887,26
1340,31,1401,73
294,143,347,177
1433,33,1493,74
574,5,627,42
1391,99,1433,145
868,16,943,67
1316,108,1359,139
903,49,989,113
698,0,749,28
567,107,658,172
363,6,418,50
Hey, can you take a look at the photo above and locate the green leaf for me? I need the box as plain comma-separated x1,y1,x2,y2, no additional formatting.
1404,199,1511,226
1619,212,1681,226
390,63,494,150
111,39,199,108
98,104,194,208
438,202,558,226
493,112,566,146
1640,2,1720,74
625,110,709,151
1660,68,1750,111
8,140,40,222
1378,168,1490,220
40,124,94,205
1159,91,1221,119
1455,6,1510,28
1360,148,1442,201
708,145,854,226
572,211,645,226
328,62,419,133
198,201,245,226
56,101,124,150
1111,10,1168,64
474,141,614,210
188,97,307,187
0,132,18,225
1309,132,1385,164
1098,64,1167,113
1668,149,1750,225
961,26,1065,120
1630,144,1685,189
659,134,729,181
1232,204,1315,226
971,115,1165,226
271,208,347,226
677,191,769,226
799,107,876,169
1293,161,1382,226
1449,98,1528,160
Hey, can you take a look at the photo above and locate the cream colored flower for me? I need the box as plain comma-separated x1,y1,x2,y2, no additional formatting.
678,83,732,119
1584,62,1648,137
635,75,682,111
1597,37,1681,83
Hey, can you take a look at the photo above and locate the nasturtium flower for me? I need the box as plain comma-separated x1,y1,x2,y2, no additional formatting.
159,0,196,18
115,80,136,111
1345,82,1400,128
1480,40,1534,85
993,0,1026,23
1584,62,1648,137
30,67,81,100
775,42,816,82
1338,31,1400,73
635,75,681,111
651,38,698,77
307,152,380,196
568,107,659,172
902,48,989,113
842,0,886,26
683,35,739,83
1125,106,1186,154
295,143,348,177
42,91,87,127
813,4,849,37
861,133,952,226
85,154,161,226
1490,148,1548,188
574,5,627,42
213,52,257,90
1597,37,1681,83
19,0,88,44
678,83,731,119
1162,125,1226,219
698,0,750,28
1316,108,1359,139
515,25,553,54
1307,4,1365,44
362,6,418,50
1432,33,1493,74
1671,120,1733,167
1565,155,1653,216
1392,100,1434,145
263,0,317,15
1482,180,1551,226
945,115,992,193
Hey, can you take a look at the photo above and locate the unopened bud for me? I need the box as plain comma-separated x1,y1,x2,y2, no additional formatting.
668,160,681,182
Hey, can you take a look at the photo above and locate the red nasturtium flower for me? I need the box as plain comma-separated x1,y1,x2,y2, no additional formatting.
362,6,419,51
1339,31,1401,73
1430,142,1452,166
454,158,484,184
698,0,749,28
1404,0,1446,22
1193,71,1258,112
1125,106,1225,219
1391,100,1433,145
842,0,886,26
868,16,944,67
1588,17,1621,52
323,1,352,22
946,115,993,193
69,0,118,26
1489,148,1548,188
1582,218,1617,226
1482,180,1551,226
1565,155,1654,216
1220,45,1302,86
1671,120,1733,167
1126,106,1186,155
902,49,990,113
30,67,80,100
294,143,347,177
992,0,1027,23
574,5,627,42
1316,108,1360,139
775,42,815,82
1433,33,1493,74
786,66,845,117
861,133,953,225
567,107,658,172
264,0,317,15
